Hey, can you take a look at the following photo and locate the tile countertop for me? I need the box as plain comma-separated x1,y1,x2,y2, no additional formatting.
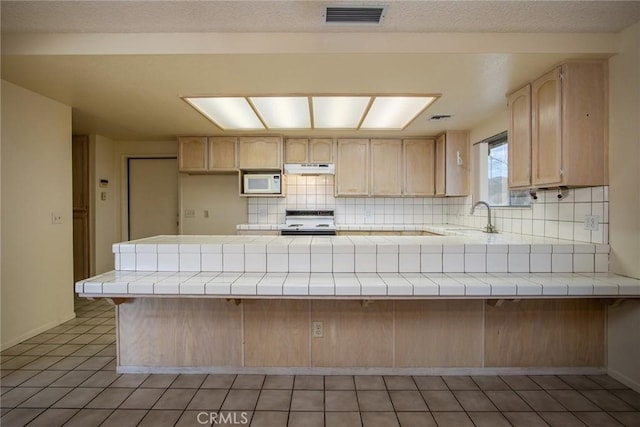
234,223,607,246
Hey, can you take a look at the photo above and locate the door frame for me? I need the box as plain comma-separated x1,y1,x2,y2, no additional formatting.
121,154,178,241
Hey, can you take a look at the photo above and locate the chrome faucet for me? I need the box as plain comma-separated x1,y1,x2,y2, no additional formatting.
471,201,498,233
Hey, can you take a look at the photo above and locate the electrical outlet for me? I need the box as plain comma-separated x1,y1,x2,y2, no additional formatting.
51,212,63,224
365,208,373,218
312,321,323,338
204,210,209,218
184,209,196,218
258,208,268,218
584,215,600,231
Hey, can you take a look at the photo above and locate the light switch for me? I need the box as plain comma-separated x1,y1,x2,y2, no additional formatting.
184,209,196,218
51,212,63,224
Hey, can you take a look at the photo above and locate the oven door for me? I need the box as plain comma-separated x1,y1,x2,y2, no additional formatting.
280,229,336,236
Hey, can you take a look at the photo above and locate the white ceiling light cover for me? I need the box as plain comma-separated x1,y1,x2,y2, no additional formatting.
312,96,371,128
186,97,264,130
361,96,437,129
250,97,310,129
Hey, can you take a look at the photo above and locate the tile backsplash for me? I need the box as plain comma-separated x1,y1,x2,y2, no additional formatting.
247,176,609,244
446,186,609,244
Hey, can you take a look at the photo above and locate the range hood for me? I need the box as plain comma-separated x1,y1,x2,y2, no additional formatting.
284,163,335,175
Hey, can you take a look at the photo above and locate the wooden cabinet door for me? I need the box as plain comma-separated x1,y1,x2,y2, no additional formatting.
178,136,207,172
239,136,282,169
284,138,309,163
208,137,237,171
403,138,435,196
532,67,563,187
371,139,402,196
309,138,333,163
336,139,369,196
507,85,532,188
435,134,446,196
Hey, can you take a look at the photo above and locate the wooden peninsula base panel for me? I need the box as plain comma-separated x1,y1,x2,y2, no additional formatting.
116,298,605,373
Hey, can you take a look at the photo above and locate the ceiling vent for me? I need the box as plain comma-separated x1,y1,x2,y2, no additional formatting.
324,6,387,25
429,114,453,121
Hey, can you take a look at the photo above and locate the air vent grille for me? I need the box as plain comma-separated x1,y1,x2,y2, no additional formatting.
324,6,386,24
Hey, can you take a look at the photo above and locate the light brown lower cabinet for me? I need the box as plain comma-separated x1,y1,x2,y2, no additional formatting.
117,298,604,369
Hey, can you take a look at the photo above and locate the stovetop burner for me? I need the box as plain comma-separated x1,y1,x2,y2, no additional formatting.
280,209,336,235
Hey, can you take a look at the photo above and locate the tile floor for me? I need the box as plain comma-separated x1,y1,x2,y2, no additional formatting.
1,298,640,427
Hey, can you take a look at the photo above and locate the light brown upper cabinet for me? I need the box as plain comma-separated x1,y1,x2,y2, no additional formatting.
178,136,238,173
238,136,283,170
507,85,532,189
403,138,436,196
208,137,238,172
284,138,334,163
336,139,369,196
370,139,402,196
178,136,208,172
435,131,470,196
531,61,607,188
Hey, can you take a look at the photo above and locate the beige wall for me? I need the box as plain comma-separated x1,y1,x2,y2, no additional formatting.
1,80,75,350
180,174,247,235
607,21,640,391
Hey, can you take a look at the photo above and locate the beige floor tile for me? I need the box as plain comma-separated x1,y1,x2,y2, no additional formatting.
325,390,359,411
471,375,510,390
110,373,150,388
503,411,549,427
137,409,183,427
26,407,79,427
516,390,566,411
538,411,592,427
389,390,428,411
152,388,198,410
500,375,541,390
325,411,361,427
384,376,417,390
361,411,399,427
547,389,601,411
467,411,511,427
139,374,178,388
412,376,448,390
432,412,475,427
52,387,103,408
221,389,260,411
85,388,134,409
288,411,324,427
119,387,165,409
610,411,640,427
251,411,289,427
19,387,72,408
558,375,603,390
294,375,324,390
290,390,324,411
0,408,46,426
529,375,572,390
202,374,237,389
100,409,147,427
420,390,463,411
232,374,265,389
356,390,394,412
187,388,228,411
255,389,292,411
324,375,355,390
395,411,437,427
443,375,479,390
354,376,386,390
50,370,94,387
613,389,640,410
485,390,533,411
581,389,635,411
453,390,498,411
262,375,294,390
171,373,207,388
56,408,112,427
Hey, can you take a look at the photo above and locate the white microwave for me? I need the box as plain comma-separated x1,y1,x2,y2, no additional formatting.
243,173,281,194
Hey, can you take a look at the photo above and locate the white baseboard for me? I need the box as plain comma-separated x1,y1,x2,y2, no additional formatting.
117,365,607,376
0,311,76,351
608,367,640,393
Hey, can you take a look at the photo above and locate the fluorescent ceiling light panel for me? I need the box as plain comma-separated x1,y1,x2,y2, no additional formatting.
186,97,264,130
360,96,437,129
312,96,371,128
250,97,310,129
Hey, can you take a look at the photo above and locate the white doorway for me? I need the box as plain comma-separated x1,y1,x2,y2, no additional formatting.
128,157,178,240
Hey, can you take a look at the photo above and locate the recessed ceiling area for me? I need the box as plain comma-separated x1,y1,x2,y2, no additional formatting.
184,95,438,131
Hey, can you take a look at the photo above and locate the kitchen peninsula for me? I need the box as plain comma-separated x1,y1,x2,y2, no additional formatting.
76,231,640,375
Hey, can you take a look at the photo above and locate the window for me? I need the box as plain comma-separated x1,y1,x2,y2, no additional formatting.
483,131,530,207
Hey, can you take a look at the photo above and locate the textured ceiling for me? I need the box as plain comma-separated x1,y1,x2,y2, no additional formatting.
3,1,640,34
1,1,637,141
